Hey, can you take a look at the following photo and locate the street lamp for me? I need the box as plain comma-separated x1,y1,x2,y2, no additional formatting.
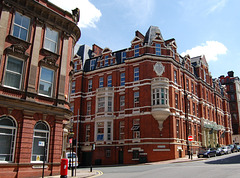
69,128,74,177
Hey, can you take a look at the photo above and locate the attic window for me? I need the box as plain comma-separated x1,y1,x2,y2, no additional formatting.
134,45,139,57
155,43,161,56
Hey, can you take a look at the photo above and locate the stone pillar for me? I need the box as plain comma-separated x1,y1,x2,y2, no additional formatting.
58,35,69,103
0,8,10,78
27,21,43,95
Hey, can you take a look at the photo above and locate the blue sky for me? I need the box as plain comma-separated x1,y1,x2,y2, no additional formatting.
50,0,240,78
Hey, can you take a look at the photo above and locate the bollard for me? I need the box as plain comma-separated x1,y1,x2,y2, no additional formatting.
60,158,68,178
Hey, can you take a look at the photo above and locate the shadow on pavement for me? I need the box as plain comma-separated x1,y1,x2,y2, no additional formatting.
205,154,240,164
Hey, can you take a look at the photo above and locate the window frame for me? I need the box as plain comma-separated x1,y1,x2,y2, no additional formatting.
122,51,126,63
152,88,168,106
132,119,140,139
88,79,92,92
99,77,104,88
0,116,17,163
85,125,90,142
134,91,139,107
3,56,24,90
43,27,59,53
12,11,30,41
120,73,125,86
134,67,139,81
38,66,54,97
31,121,50,163
107,75,112,87
155,43,161,56
87,101,91,115
119,121,125,140
134,44,139,57
90,59,96,71
120,95,125,111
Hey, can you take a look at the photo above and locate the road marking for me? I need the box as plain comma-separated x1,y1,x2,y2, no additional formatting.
90,170,103,177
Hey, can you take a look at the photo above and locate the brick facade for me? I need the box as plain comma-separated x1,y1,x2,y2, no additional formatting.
0,0,80,177
71,26,232,165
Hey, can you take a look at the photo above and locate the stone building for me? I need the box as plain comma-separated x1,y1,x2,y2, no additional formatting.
0,0,80,177
71,26,232,165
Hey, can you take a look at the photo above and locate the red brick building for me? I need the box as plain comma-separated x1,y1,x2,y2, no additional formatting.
0,0,80,177
71,26,232,165
219,71,240,143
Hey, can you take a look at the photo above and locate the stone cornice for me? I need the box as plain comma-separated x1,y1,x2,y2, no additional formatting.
3,0,80,41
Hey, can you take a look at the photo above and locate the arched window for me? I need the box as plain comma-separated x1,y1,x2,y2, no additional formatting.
0,116,17,162
31,121,50,162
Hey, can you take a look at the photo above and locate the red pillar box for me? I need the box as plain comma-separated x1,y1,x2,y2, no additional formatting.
60,158,68,178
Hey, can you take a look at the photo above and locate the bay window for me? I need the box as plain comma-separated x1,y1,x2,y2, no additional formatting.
152,88,168,106
96,121,113,142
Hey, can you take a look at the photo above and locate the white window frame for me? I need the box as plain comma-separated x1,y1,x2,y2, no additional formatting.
38,67,54,97
31,121,50,163
122,51,126,63
97,97,105,113
174,70,177,84
134,67,139,81
107,97,113,112
120,73,125,86
0,116,17,162
155,43,161,56
132,119,140,139
96,122,104,141
134,91,139,107
44,27,58,53
119,121,125,140
85,125,90,142
3,56,24,90
71,81,75,93
95,121,113,142
88,79,92,92
105,56,109,67
90,59,96,70
134,44,139,57
99,77,104,88
120,95,125,111
107,75,112,87
87,101,91,115
13,12,30,41
152,88,168,106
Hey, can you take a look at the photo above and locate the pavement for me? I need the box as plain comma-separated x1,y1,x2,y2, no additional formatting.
44,155,205,178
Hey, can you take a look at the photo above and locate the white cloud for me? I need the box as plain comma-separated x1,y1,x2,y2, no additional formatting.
206,0,227,15
181,41,227,62
49,0,102,28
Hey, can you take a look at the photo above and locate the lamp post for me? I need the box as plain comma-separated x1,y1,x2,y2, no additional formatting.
69,128,74,177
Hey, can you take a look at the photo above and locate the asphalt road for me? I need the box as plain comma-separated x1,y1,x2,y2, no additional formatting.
95,152,240,178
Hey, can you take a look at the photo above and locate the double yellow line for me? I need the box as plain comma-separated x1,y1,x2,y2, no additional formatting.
91,170,103,177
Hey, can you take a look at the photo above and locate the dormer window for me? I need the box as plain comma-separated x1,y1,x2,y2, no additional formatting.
134,45,139,57
122,51,126,63
155,43,161,56
90,59,96,70
105,56,109,67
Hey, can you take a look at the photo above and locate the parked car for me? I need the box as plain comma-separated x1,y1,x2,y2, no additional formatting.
227,144,238,153
237,145,240,152
197,148,217,158
221,146,231,154
216,147,224,156
66,152,78,168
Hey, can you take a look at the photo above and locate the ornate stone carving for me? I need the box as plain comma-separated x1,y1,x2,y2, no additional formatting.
154,62,165,76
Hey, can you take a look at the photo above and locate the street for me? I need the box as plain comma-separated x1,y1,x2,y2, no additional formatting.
89,152,240,178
